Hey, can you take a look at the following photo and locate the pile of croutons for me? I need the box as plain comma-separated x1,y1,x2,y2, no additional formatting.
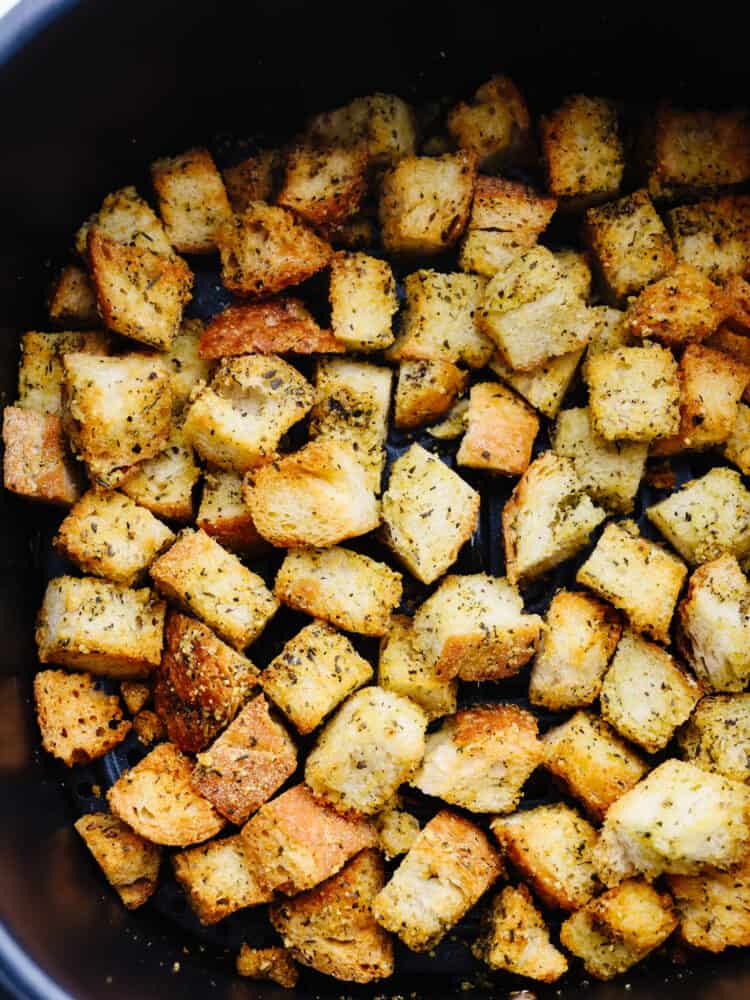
7,77,750,989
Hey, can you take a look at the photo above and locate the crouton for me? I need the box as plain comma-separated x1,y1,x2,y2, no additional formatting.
502,452,606,584
585,305,633,365
678,693,750,782
723,273,750,334
428,398,469,439
17,330,110,415
182,353,313,472
108,742,226,847
151,147,232,253
2,407,80,506
164,319,214,413
457,382,539,476
529,590,621,711
217,202,332,297
54,490,174,585
627,263,727,347
669,855,750,952
411,573,542,682
270,849,393,984
376,803,420,860
74,813,161,910
120,680,150,715
706,325,750,397
305,686,427,815
489,348,584,419
75,185,172,257
556,248,594,299
378,615,457,720
540,95,624,207
372,810,502,951
119,425,200,523
132,709,163,746
36,575,165,678
583,189,676,303
236,945,298,989
379,151,476,254
222,150,280,212
197,469,264,555
240,783,377,895
412,704,542,814
725,401,750,472
306,92,416,167
593,759,750,885
62,352,172,488
48,264,100,328
199,298,343,359
278,145,367,230
328,252,398,351
150,529,278,650
172,833,272,925
330,213,377,250
576,520,687,643
542,711,648,821
472,884,568,983
666,194,750,282
491,802,600,911
380,443,480,585
274,546,402,636
393,360,467,430
447,75,531,170
261,620,373,734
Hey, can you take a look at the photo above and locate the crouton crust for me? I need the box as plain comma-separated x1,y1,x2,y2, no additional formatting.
3,406,80,506
394,360,467,430
236,945,298,989
151,147,232,254
74,813,161,910
172,833,272,925
278,144,368,230
457,382,539,475
199,298,343,358
627,263,727,346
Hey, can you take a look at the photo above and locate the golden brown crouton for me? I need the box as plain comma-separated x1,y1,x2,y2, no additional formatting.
669,855,750,952
678,692,750,782
666,194,750,282
2,407,80,506
172,833,272,925
198,298,343,359
163,319,214,414
393,360,467,431
723,273,750,334
236,945,298,989
584,304,634,367
378,615,457,721
627,263,727,347
48,264,100,328
17,330,110,415
489,348,584,420
197,469,265,555
151,147,232,253
120,680,150,716
376,802,420,860
328,251,398,351
222,150,280,212
457,382,539,475
119,425,200,523
306,93,416,167
278,144,367,230
428,398,470,439
725,401,750,472
447,75,531,170
74,813,161,910
132,709,163,746
75,185,173,257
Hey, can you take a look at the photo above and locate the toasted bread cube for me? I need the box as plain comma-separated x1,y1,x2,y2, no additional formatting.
278,145,367,230
120,425,200,523
17,330,110,415
540,95,624,206
393,360,467,430
626,263,727,347
274,546,402,637
54,490,174,585
584,189,676,303
222,150,280,212
585,304,633,360
502,452,606,584
261,621,373,735
560,879,677,980
3,407,80,505
183,354,313,472
542,711,648,821
457,382,539,475
490,348,583,419
723,273,750,334
172,833,271,925
529,590,621,711
412,704,542,814
36,576,165,678
236,945,298,989
132,709,164,746
594,759,750,885
380,444,479,585
164,319,214,413
379,151,476,254
372,810,502,951
75,813,161,910
679,693,750,782
241,783,377,894
669,855,750,952
306,92,416,167
305,687,427,815
472,884,567,982
376,802,420,860
707,324,750,397
120,680,150,715
666,194,750,282
428,398,469,439
150,529,278,650
199,298,343,359
378,615,457,720
556,248,594,299
725,401,750,472
75,185,172,257
328,251,397,351
48,265,99,327
62,352,172,488
151,148,232,253
217,202,332,297
447,75,531,169
197,469,265,555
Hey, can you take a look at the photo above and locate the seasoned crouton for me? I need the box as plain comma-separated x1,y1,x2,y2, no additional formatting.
150,529,278,650
393,360,467,430
490,348,584,419
151,147,232,253
222,150,280,212
197,469,265,555
666,194,750,282
274,546,402,637
706,325,750,399
678,693,750,782
132,709,163,746
372,810,502,951
376,802,420,860
576,520,687,643
379,151,476,254
556,248,594,299
380,443,479,585
669,855,750,952
447,75,531,170
583,189,675,303
305,686,427,815
48,264,100,328
75,813,161,910
36,576,165,678
62,352,172,488
472,884,568,982
627,263,727,347
270,849,393,984
164,319,214,413
502,452,606,584
584,305,633,367
542,711,648,821
199,298,343,359
723,273,750,334
3,407,80,506
278,145,367,230
529,590,621,711
457,382,539,475
173,833,272,925
328,252,397,351
241,783,377,895
412,704,542,814
120,680,150,715
17,330,110,415
75,185,172,257
236,945,298,989
306,92,416,167
428,398,469,439
182,353,313,472
725,401,750,472
378,615,457,720
120,425,200,523
217,202,332,297
261,621,373,734
593,759,750,885
108,742,226,846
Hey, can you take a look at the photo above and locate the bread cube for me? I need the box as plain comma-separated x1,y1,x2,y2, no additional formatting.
183,353,313,472
172,833,271,925
394,360,467,430
119,425,200,523
428,398,469,439
62,352,172,488
376,802,420,860
17,330,110,416
108,742,226,847
120,680,150,715
328,251,397,351
74,813,161,910
379,151,476,254
48,264,99,327
723,273,750,334
217,202,332,297
447,75,530,169
542,711,648,821
627,263,727,347
666,194,750,282
75,185,172,257
381,443,479,585
241,783,377,895
378,615,457,720
584,189,676,303
132,709,163,746
669,855,750,953
36,575,165,678
236,945,298,989
725,400,750,473
372,810,502,951
412,704,542,813
222,149,280,212
457,382,539,476
306,92,416,167
529,589,621,710
196,469,263,555
199,297,343,359
3,407,80,505
274,546,402,636
164,319,214,413
151,147,232,253
278,144,367,230
540,95,624,206
679,693,750,782
490,348,584,419
261,621,373,734
556,248,594,299
150,528,278,650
